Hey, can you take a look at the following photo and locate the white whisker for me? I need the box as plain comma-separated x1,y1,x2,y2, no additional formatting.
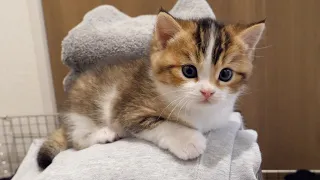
166,95,187,121
184,101,191,117
177,97,189,119
156,95,184,121
238,53,264,58
247,45,272,50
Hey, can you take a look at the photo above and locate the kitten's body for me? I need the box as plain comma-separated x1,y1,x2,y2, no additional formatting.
37,11,265,169
62,58,226,154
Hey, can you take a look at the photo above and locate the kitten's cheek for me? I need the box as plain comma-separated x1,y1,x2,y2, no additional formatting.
182,81,197,89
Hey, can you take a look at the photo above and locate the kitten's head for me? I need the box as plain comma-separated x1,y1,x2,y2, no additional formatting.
150,11,265,107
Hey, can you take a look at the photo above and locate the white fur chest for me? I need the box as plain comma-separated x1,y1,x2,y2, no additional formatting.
181,102,234,132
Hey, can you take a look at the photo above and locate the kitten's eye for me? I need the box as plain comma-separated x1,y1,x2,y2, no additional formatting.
182,65,197,78
219,68,233,82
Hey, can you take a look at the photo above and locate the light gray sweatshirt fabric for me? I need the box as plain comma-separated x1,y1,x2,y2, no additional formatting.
12,112,261,180
61,0,215,91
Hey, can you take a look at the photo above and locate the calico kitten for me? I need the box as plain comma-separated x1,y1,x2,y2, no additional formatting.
37,11,265,169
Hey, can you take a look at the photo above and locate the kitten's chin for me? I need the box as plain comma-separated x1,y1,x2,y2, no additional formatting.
192,95,239,110
194,98,223,106
197,100,215,106
190,101,219,110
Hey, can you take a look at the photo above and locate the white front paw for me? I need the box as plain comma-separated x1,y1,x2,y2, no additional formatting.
94,127,119,144
161,130,207,160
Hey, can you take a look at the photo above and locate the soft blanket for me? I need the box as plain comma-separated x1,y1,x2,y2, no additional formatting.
61,0,215,91
12,112,261,180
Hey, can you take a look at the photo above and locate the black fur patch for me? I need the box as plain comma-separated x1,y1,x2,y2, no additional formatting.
212,21,224,64
37,150,53,170
195,18,214,54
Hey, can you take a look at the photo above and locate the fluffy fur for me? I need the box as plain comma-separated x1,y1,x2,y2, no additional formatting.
37,11,265,169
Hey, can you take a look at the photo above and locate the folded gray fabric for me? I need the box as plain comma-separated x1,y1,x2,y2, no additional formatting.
61,0,215,91
12,113,261,180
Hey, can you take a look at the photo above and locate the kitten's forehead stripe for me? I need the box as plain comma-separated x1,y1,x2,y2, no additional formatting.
194,19,231,65
195,18,214,59
194,21,202,53
212,21,226,65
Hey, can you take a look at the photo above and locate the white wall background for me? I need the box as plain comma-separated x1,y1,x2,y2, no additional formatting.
0,0,56,116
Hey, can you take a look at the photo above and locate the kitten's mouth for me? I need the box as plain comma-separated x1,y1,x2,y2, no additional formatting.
199,99,212,104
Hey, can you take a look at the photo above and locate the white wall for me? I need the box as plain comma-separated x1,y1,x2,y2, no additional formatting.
0,0,56,115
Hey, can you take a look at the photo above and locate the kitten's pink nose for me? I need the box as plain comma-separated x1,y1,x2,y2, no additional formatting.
200,89,214,99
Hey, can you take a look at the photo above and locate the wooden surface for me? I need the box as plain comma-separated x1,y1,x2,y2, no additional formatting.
42,0,320,169
209,0,320,169
42,0,103,107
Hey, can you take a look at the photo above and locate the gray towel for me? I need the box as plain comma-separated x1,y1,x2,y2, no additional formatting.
12,112,261,180
61,0,215,91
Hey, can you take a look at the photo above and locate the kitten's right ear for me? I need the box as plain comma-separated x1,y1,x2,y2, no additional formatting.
155,12,182,49
238,20,266,50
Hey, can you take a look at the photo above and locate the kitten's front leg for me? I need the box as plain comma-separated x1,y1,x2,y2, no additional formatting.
137,121,207,160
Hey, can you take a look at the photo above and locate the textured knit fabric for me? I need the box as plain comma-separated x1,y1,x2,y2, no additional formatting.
12,113,262,180
61,0,214,91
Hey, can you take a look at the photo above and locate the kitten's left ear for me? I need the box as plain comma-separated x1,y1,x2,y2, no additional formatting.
238,20,266,49
155,12,182,49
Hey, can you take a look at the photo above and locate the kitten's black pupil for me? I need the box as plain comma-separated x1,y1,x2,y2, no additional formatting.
186,68,193,75
182,65,197,78
219,68,233,82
